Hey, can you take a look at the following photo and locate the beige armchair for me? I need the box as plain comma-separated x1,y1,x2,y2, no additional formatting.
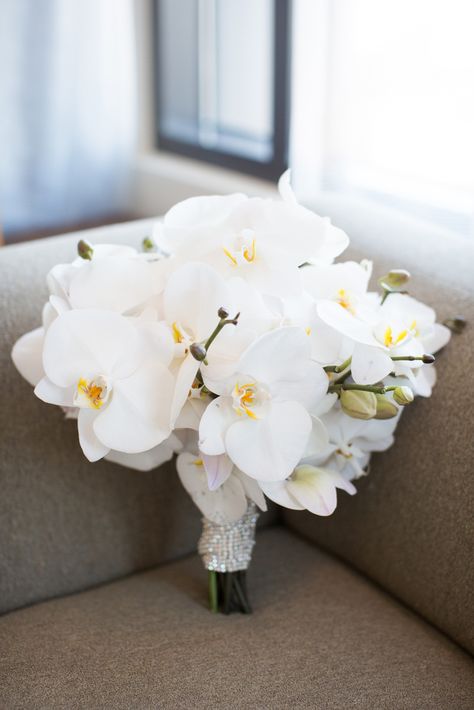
0,208,472,708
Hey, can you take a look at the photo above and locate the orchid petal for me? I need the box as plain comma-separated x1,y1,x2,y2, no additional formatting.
238,327,311,387
202,453,234,491
11,327,45,387
93,360,174,453
34,377,74,406
351,344,394,385
235,470,268,511
317,300,379,347
275,360,328,411
42,310,141,387
176,452,247,524
199,397,236,456
78,409,110,462
259,479,304,510
170,353,201,427
288,465,356,516
105,433,181,471
164,261,232,341
423,323,451,354
69,256,154,313
225,401,312,481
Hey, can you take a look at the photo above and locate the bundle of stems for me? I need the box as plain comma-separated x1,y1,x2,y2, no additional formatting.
208,570,252,614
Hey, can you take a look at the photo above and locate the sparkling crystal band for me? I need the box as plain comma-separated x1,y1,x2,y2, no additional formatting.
198,502,259,572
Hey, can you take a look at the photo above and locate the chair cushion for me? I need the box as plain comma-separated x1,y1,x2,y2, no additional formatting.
1,527,472,709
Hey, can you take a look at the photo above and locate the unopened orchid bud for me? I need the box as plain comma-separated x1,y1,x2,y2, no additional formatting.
142,236,156,252
374,394,399,419
190,342,207,362
340,390,377,420
217,307,229,319
444,315,467,334
77,239,93,260
378,269,410,292
421,354,435,364
393,386,414,406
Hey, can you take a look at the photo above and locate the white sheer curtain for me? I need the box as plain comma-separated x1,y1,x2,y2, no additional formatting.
290,0,474,236
0,0,136,238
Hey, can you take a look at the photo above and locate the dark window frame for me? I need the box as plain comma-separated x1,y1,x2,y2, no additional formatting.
152,0,291,182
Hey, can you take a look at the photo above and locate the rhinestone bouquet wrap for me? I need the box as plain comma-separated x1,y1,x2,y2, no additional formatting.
198,502,259,573
198,502,259,613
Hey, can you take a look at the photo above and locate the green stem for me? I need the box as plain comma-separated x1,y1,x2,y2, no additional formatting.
204,313,240,352
233,574,251,614
332,368,352,385
391,354,433,363
208,571,218,613
329,383,397,395
380,289,408,305
324,357,352,374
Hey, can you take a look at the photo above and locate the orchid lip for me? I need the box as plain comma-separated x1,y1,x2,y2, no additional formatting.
231,377,270,420
223,229,258,267
74,375,111,410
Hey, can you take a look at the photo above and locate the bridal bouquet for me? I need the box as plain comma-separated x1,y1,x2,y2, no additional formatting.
12,173,451,613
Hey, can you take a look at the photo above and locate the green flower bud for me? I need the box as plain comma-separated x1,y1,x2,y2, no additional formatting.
340,390,377,420
190,342,207,362
142,236,156,252
217,307,229,319
393,386,414,406
77,239,94,260
374,394,399,419
443,315,467,334
378,269,410,292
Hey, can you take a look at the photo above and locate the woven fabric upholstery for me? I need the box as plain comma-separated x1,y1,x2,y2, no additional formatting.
1,528,472,710
0,220,279,614
283,195,474,653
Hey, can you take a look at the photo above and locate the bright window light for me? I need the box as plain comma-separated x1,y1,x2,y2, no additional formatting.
292,0,474,235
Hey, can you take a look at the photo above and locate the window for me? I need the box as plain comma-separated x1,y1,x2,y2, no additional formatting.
153,0,290,181
291,0,474,236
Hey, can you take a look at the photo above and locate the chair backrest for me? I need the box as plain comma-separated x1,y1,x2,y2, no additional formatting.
283,195,474,654
0,220,278,614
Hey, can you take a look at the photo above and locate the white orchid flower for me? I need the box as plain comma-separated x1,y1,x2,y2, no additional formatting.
34,309,175,462
199,327,328,482
177,451,266,524
352,293,450,386
260,464,356,515
265,289,351,366
47,243,160,314
310,407,400,480
160,179,349,298
303,260,391,379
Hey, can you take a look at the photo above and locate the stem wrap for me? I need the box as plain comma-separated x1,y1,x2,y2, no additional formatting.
198,502,259,573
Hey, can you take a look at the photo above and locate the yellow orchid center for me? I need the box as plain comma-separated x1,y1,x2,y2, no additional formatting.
223,230,257,267
172,321,185,343
232,382,259,419
336,288,356,315
336,448,353,459
75,377,108,410
171,322,193,356
193,458,204,466
383,326,408,348
243,238,257,263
